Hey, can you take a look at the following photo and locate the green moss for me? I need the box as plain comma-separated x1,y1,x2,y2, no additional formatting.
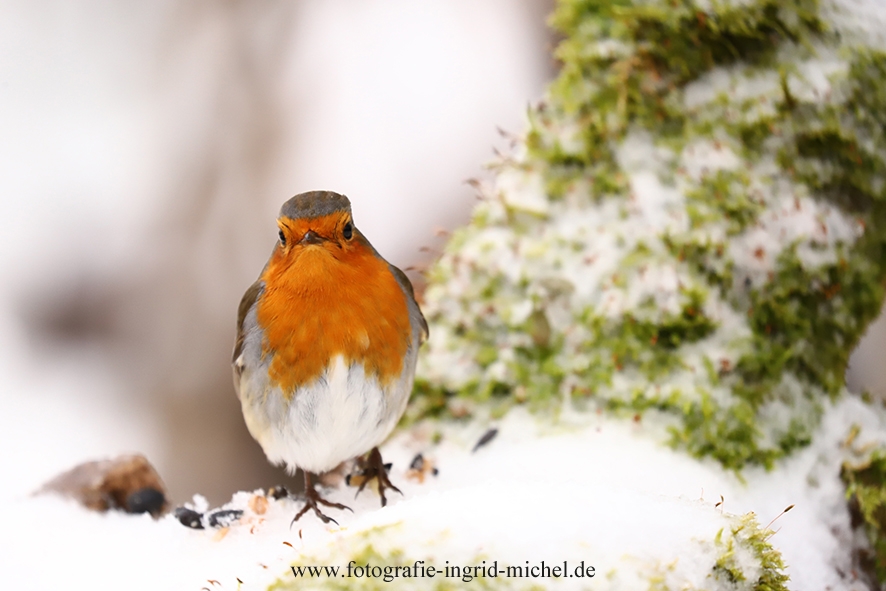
712,513,790,591
663,234,733,294
744,246,855,397
842,448,886,584
686,170,763,235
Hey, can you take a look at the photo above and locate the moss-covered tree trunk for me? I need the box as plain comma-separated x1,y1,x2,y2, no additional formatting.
412,1,886,583
415,0,886,469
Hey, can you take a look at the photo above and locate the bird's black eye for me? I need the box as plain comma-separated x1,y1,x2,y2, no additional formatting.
343,222,353,240
278,230,286,246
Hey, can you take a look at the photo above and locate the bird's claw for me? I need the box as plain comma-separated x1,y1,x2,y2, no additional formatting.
351,447,402,507
291,473,352,526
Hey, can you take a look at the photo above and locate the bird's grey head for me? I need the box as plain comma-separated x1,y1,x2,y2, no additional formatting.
279,191,352,220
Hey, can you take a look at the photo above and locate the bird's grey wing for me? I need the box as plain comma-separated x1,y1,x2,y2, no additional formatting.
232,280,264,398
388,263,428,345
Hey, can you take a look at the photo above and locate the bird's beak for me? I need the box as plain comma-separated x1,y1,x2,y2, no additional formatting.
299,230,325,245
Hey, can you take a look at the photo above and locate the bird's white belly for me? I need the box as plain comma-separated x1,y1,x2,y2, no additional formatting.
239,354,409,474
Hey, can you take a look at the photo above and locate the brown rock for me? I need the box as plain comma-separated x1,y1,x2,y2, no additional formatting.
36,454,169,516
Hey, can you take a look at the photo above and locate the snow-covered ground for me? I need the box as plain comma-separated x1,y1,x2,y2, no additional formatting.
3,395,880,590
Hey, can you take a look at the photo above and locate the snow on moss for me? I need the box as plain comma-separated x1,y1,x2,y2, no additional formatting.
412,0,886,471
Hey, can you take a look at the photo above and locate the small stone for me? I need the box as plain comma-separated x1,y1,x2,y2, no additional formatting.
36,454,169,516
125,487,167,516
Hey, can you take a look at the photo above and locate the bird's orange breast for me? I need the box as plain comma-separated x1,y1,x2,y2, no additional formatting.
256,240,410,397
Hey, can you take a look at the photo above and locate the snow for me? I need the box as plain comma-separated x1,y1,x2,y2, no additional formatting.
497,167,550,215
822,0,886,47
684,67,781,111
679,140,743,181
2,396,879,590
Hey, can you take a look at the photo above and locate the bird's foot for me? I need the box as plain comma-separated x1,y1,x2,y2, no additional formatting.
347,447,402,507
291,472,351,526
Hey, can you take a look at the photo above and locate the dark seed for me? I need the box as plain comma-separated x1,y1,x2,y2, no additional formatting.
472,428,499,453
208,509,244,528
174,506,205,529
409,453,425,471
268,486,289,500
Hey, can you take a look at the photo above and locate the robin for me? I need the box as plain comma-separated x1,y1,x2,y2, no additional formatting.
232,191,427,523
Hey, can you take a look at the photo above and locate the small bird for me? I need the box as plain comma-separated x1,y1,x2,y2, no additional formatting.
232,191,427,523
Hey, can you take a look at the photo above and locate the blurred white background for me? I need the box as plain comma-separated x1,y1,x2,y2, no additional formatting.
0,0,555,504
0,0,881,506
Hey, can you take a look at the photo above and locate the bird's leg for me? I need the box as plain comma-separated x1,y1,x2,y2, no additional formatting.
291,471,351,526
351,447,402,507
